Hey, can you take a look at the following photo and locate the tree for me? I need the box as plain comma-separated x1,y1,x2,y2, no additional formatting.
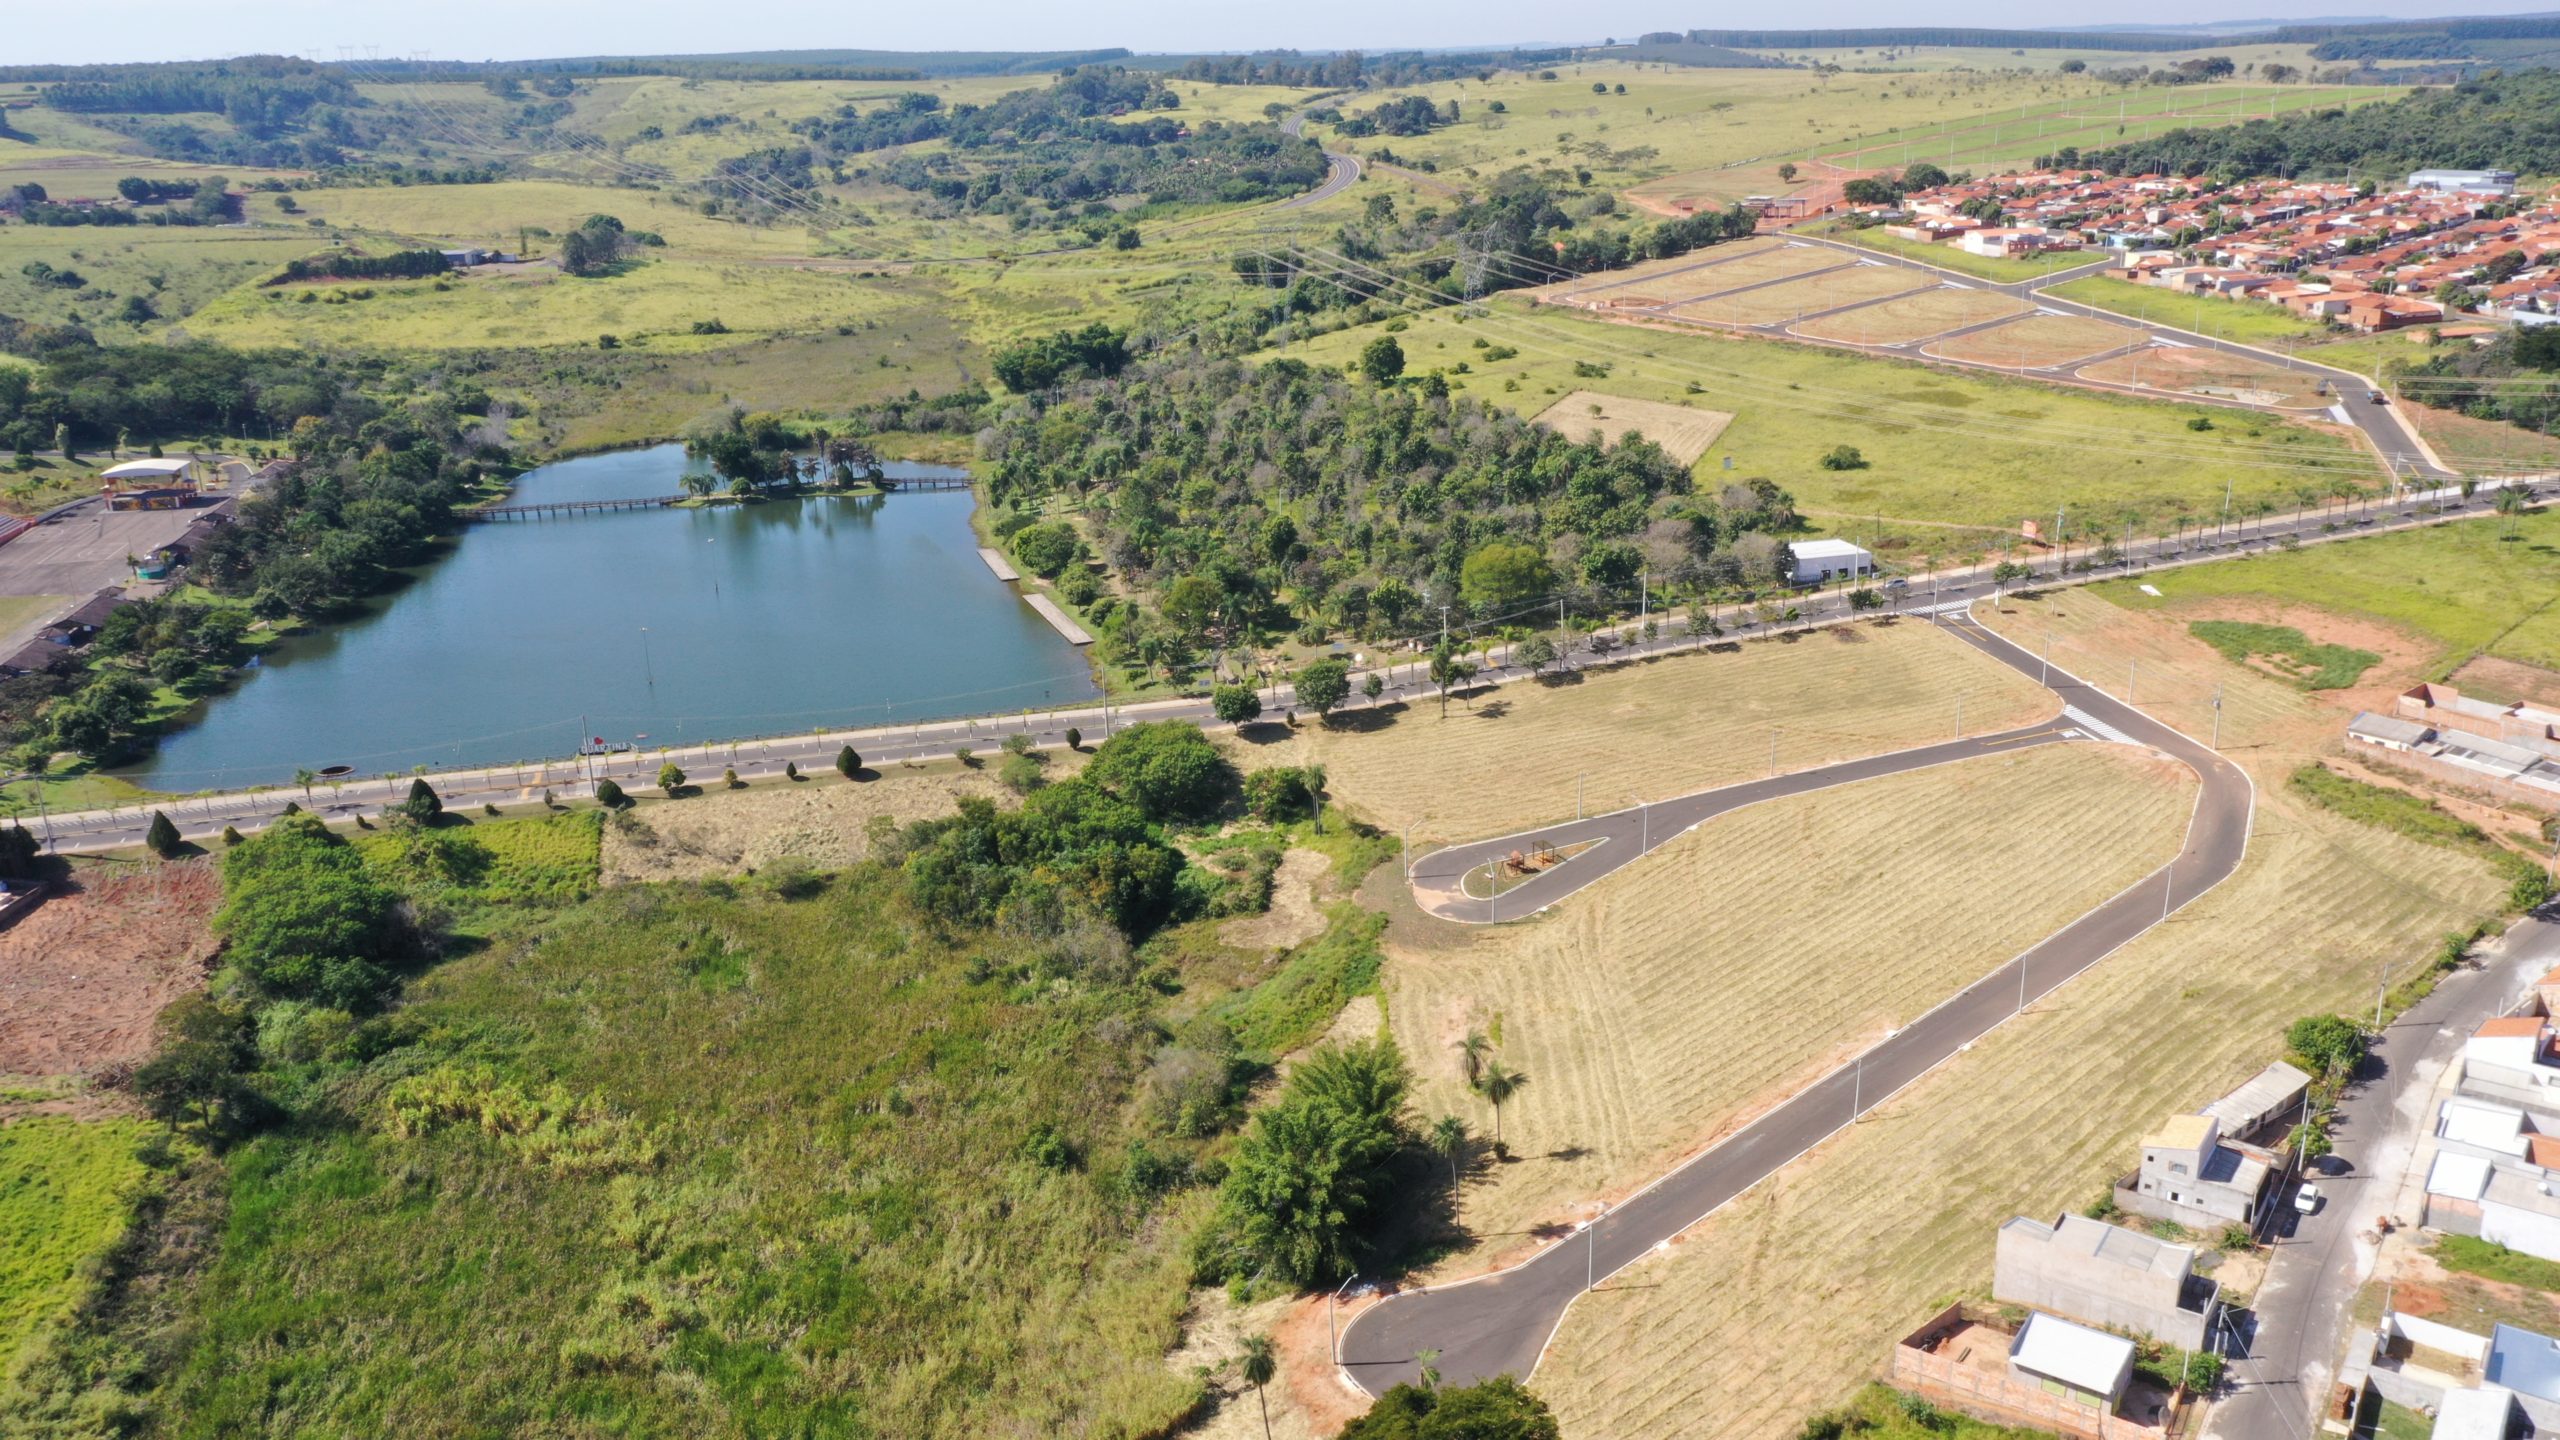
130,993,254,1138
1085,721,1237,824
1991,559,2030,600
1461,541,1556,614
836,745,861,780
1362,673,1384,707
1337,1376,1561,1440
783,760,800,780
1777,162,1798,183
594,777,629,809
399,777,441,822
1213,683,1263,726
1478,1060,1527,1154
1848,587,1883,612
0,823,38,879
1428,641,1475,718
217,812,405,1008
1515,633,1558,676
1819,445,1868,471
658,761,686,797
145,809,181,857
1240,1334,1277,1440
1296,659,1352,721
1198,1038,1413,1286
294,767,316,801
2287,1014,2366,1076
1432,1114,1467,1209
1454,1029,1490,1089
1359,335,1407,386
1064,725,1083,750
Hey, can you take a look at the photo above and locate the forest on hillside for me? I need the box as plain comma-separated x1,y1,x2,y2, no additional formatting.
2070,70,2560,178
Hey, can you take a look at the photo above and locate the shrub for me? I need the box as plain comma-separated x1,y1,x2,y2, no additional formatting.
2286,1013,2366,1075
1195,1038,1413,1286
999,751,1048,795
658,762,686,797
399,777,442,822
1063,726,1082,750
836,745,861,779
1243,766,1323,823
145,810,182,857
1819,444,1868,471
594,778,629,809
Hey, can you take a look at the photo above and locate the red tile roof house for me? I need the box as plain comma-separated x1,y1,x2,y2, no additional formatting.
2343,294,2446,332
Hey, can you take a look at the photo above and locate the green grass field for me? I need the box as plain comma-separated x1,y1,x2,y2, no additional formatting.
0,1118,150,1379
2095,505,2560,675
2048,274,2338,347
1289,297,2374,545
1766,42,2331,74
352,810,603,909
2190,620,2380,689
0,226,324,343
1816,83,2387,172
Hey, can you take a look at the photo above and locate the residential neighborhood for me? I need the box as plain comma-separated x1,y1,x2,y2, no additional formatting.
1876,167,2560,328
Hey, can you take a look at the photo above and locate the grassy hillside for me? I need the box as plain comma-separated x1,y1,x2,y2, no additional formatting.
126,869,1216,1437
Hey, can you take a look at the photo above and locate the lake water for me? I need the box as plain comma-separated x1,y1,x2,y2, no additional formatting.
120,444,1099,791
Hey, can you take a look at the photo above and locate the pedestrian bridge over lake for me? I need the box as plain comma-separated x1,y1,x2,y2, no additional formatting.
466,474,972,521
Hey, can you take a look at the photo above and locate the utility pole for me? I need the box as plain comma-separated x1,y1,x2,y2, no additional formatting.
2375,955,2389,1031
2211,686,2224,750
2041,634,2052,688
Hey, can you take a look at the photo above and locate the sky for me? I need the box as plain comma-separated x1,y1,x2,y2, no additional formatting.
22,0,2560,66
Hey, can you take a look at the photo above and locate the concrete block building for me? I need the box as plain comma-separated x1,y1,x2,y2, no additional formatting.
1994,1213,2220,1350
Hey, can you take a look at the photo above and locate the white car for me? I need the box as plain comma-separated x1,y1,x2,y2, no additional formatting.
2294,1182,2323,1216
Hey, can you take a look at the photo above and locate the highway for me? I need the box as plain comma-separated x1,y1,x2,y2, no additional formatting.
15,467,2540,858
1334,614,2255,1394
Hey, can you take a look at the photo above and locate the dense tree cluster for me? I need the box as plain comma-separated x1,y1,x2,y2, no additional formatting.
270,249,452,285
888,722,1233,938
981,354,1800,669
1334,95,1455,140
38,56,356,128
0,334,340,453
1339,1377,1563,1440
2393,326,2560,437
794,67,1328,233
990,322,1130,393
1171,47,1575,89
2066,71,2560,180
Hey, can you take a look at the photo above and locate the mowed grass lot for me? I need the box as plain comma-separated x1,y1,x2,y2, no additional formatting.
1386,738,2194,1247
1677,264,1931,326
2093,506,2560,677
1552,240,1818,303
1792,285,2030,345
1291,299,2372,539
1234,621,2054,847
1531,588,2510,1440
0,1117,150,1381
1927,312,2142,369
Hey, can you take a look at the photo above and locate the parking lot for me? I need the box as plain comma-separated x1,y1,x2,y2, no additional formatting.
0,499,203,651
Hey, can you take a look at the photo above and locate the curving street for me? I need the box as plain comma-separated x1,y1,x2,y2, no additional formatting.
1337,613,2256,1395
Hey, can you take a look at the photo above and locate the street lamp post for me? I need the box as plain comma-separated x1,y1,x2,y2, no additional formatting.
1329,1273,1359,1364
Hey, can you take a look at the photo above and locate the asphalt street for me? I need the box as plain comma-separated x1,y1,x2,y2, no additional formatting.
2206,914,2560,1440
1336,614,2256,1394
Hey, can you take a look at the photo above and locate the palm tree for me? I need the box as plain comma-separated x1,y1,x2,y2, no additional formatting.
1239,1333,1276,1440
1432,1115,1467,1216
294,767,316,802
1454,1029,1490,1090
1480,1061,1527,1156
2495,483,2526,538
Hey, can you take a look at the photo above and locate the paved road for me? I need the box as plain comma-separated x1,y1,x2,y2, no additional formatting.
17,469,2541,856
1337,613,2256,1395
1274,113,1364,211
2207,913,2560,1440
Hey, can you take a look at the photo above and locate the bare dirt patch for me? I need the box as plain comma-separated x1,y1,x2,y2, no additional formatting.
2150,595,2435,720
1529,391,1736,465
2451,654,2560,711
1220,849,1333,952
2078,344,2331,409
0,862,220,1080
599,764,1045,883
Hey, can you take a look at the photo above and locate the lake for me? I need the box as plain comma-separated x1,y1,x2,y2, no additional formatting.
119,444,1099,791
